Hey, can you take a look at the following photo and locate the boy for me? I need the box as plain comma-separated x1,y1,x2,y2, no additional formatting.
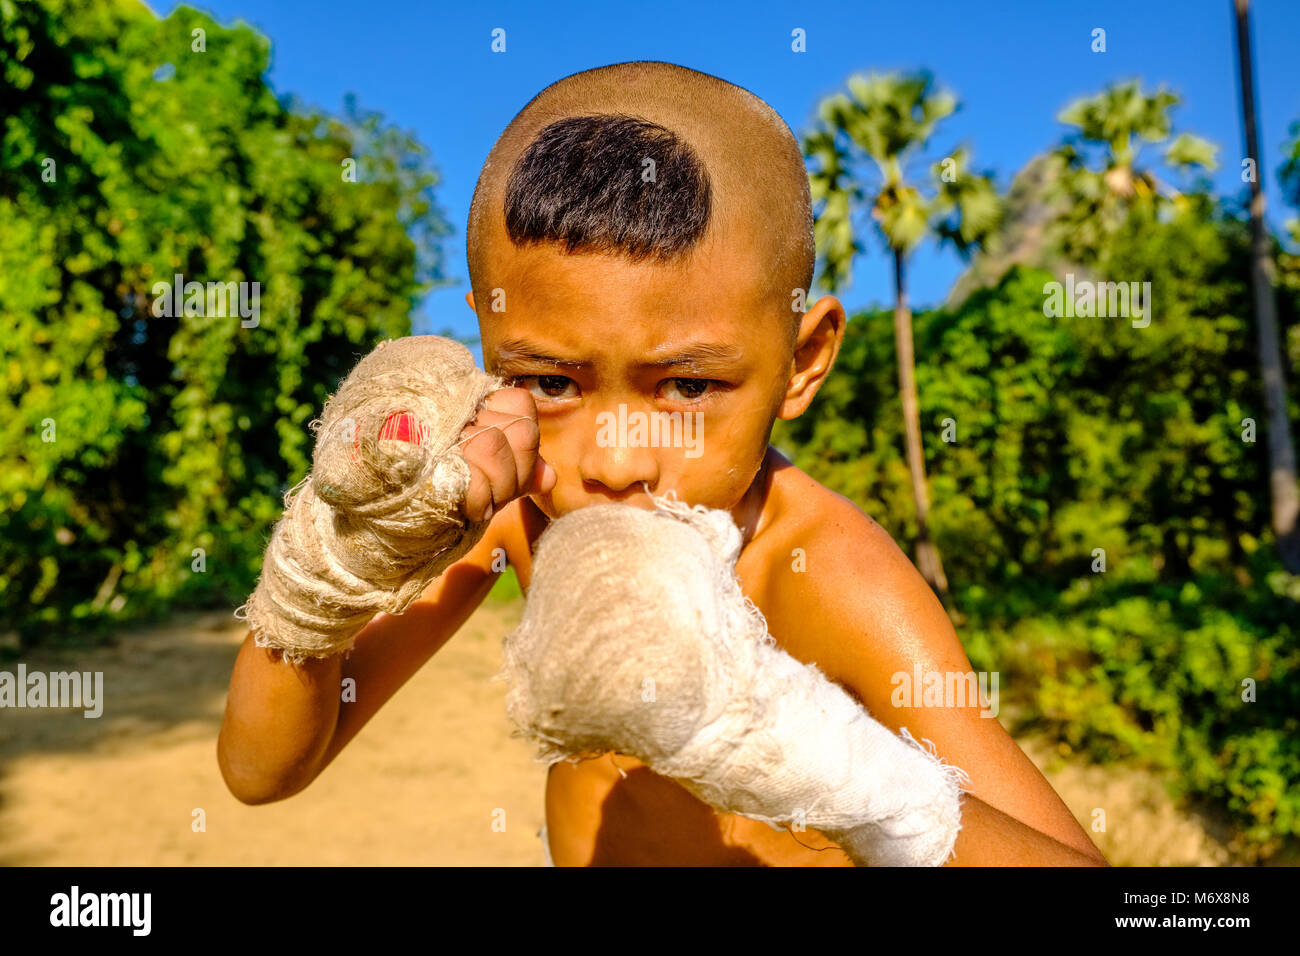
218,60,1108,866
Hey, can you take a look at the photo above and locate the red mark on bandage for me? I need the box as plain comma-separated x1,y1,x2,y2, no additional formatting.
379,411,425,445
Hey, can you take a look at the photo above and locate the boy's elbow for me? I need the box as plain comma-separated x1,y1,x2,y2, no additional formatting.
217,736,315,806
221,764,309,806
218,753,278,806
225,781,278,807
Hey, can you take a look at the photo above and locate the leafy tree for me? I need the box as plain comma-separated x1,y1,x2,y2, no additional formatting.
802,71,1001,604
780,196,1289,594
1048,80,1218,266
0,1,451,645
1233,0,1300,572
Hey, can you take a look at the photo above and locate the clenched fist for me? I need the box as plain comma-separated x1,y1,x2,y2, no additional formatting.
458,387,556,523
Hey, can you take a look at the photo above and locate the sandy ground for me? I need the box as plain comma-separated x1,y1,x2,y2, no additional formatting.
0,600,1234,866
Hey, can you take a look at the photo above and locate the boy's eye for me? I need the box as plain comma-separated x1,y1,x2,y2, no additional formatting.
508,375,720,404
660,378,716,403
512,374,579,400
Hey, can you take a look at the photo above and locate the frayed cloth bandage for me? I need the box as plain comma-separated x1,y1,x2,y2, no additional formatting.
498,495,972,866
238,336,501,663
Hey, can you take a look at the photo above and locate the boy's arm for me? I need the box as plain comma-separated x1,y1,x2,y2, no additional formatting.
218,384,551,806
778,497,1109,866
217,516,505,805
946,793,1109,866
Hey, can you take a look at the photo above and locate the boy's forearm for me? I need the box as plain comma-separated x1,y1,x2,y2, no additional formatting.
218,552,499,805
939,794,1109,866
217,631,351,805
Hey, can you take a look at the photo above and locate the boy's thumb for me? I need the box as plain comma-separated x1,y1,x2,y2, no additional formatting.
529,457,557,495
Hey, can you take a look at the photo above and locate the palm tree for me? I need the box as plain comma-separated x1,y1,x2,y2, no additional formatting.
1049,81,1218,266
804,71,1001,605
1232,0,1300,573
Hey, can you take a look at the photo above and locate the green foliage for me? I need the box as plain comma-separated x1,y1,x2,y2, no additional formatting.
1,0,451,643
487,566,523,603
1057,82,1179,163
775,201,1300,858
1049,81,1218,267
988,560,1300,860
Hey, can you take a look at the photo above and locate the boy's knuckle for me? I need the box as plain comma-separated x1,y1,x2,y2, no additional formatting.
476,426,510,455
516,418,541,447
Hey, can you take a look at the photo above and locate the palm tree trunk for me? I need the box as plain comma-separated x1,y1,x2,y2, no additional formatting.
892,247,951,601
1234,0,1300,572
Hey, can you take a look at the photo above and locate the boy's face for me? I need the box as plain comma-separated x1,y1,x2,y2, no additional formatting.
470,223,796,522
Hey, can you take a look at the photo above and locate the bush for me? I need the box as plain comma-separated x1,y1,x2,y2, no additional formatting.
774,203,1300,858
1,1,452,645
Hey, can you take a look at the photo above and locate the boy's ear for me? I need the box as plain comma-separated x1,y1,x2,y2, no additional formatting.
778,295,846,421
465,291,476,313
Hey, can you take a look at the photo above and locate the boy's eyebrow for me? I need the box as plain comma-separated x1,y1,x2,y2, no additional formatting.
639,342,745,369
493,338,745,371
492,343,585,371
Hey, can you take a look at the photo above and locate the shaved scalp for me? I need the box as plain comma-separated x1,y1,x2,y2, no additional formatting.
467,61,814,328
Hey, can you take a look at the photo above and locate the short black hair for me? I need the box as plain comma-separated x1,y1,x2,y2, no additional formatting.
503,114,712,264
468,61,814,337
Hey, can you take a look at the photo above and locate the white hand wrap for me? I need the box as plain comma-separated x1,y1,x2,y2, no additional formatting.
498,494,971,866
237,335,501,663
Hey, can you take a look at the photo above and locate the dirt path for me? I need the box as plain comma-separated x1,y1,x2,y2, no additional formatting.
0,600,549,866
0,601,1230,866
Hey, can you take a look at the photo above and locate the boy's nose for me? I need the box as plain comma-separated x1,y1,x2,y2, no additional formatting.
578,415,660,498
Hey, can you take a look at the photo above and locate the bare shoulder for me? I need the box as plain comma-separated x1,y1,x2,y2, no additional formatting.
756,456,1105,859
759,452,905,565
754,454,953,701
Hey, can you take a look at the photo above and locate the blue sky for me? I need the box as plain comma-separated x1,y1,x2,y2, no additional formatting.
160,0,1300,345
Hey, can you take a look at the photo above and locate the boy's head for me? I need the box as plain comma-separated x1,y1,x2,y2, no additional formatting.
465,60,844,521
